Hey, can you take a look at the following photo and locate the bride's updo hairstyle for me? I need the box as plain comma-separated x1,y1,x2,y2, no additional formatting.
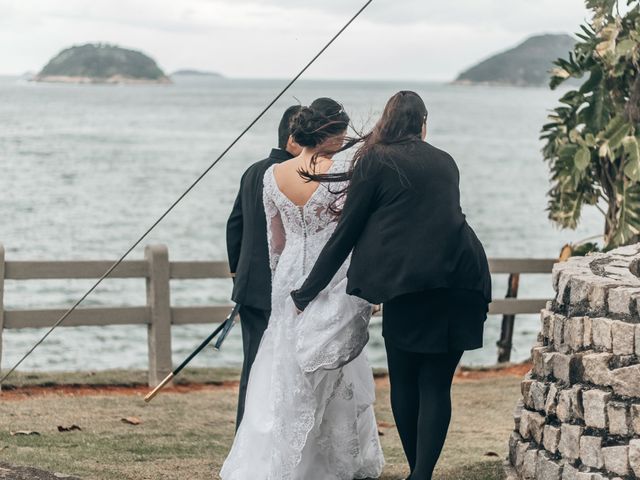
301,91,428,215
290,97,350,148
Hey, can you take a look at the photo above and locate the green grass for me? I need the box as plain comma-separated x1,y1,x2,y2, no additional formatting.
0,369,519,479
1,367,242,389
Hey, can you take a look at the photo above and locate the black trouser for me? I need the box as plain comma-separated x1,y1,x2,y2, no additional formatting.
385,342,463,480
235,305,270,429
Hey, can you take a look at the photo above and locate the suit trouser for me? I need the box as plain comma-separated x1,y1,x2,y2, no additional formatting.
235,305,270,429
385,342,463,480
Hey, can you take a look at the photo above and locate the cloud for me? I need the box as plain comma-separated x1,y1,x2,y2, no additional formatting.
0,0,589,79
207,0,589,32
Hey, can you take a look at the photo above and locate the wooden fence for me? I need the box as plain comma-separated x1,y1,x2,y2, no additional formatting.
0,243,557,388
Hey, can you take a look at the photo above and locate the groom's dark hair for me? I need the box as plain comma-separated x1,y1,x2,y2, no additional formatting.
278,105,302,150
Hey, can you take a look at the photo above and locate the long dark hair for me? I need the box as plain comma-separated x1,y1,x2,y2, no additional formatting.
301,90,428,213
290,97,350,148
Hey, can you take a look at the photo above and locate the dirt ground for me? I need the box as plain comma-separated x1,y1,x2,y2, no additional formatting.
0,365,527,479
0,463,80,480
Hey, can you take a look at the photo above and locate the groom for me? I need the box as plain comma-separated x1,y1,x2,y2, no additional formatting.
226,105,302,428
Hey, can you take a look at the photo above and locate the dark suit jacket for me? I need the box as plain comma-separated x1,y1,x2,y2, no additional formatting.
227,148,293,311
291,140,491,311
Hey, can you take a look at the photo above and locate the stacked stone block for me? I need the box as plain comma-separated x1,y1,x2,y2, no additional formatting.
506,245,640,479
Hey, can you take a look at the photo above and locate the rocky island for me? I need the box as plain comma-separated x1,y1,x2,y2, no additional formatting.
455,34,577,87
171,69,223,78
34,44,171,84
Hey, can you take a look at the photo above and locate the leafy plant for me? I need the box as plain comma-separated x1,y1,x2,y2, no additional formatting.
542,0,640,249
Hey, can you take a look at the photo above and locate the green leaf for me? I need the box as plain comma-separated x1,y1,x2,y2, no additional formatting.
616,39,636,58
607,181,640,247
579,68,604,94
542,1,640,246
559,143,579,162
601,115,632,149
574,146,592,171
623,136,640,181
599,141,612,159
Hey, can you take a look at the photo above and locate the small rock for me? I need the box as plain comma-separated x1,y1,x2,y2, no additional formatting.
607,402,629,436
611,320,636,355
556,269,573,305
629,439,640,477
545,384,559,417
576,472,609,480
569,276,592,306
542,309,555,342
537,451,563,480
631,404,640,435
554,315,568,353
583,389,611,429
519,409,534,440
569,385,584,420
564,317,585,351
581,352,612,386
583,316,593,349
509,431,522,465
515,440,530,472
611,364,640,397
553,353,582,385
556,389,573,423
529,411,546,444
582,473,606,480
531,381,549,412
561,462,578,480
611,244,640,256
543,352,557,378
579,435,604,469
513,400,524,431
532,346,551,379
592,318,613,350
522,448,538,479
543,425,561,454
608,287,640,316
522,375,535,409
589,278,613,313
602,445,629,476
558,424,583,461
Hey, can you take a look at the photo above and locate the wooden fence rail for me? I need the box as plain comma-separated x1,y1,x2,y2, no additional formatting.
0,243,557,388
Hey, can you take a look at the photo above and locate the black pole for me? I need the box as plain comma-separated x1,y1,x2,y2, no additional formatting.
145,303,240,402
497,273,520,363
214,309,238,350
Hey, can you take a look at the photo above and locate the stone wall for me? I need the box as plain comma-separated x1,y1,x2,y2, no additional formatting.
506,244,640,479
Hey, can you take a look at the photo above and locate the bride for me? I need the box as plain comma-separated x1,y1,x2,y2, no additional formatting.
220,97,384,480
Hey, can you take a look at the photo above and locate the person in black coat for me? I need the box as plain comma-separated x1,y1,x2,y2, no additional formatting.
226,105,301,428
291,91,491,480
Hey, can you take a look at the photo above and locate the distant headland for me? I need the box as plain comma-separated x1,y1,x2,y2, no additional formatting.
454,34,577,87
34,44,171,84
171,69,223,78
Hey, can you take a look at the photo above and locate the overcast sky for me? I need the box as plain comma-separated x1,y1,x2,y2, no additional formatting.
0,0,590,80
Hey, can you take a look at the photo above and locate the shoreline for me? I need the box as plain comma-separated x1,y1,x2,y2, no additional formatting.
0,362,531,400
31,74,172,85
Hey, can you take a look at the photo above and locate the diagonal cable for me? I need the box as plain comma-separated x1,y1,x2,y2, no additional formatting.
0,0,374,385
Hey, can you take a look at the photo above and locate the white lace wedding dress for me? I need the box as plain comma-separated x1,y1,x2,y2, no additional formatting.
219,161,384,480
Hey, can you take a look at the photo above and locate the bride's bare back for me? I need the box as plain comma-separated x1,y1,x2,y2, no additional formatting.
272,157,334,207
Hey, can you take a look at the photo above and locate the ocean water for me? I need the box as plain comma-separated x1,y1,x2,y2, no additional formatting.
0,75,601,372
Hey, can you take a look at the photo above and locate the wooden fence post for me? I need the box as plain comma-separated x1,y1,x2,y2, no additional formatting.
0,244,4,392
497,273,520,363
145,244,173,387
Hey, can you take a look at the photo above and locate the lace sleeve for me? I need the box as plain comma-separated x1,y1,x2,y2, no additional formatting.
263,177,286,273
